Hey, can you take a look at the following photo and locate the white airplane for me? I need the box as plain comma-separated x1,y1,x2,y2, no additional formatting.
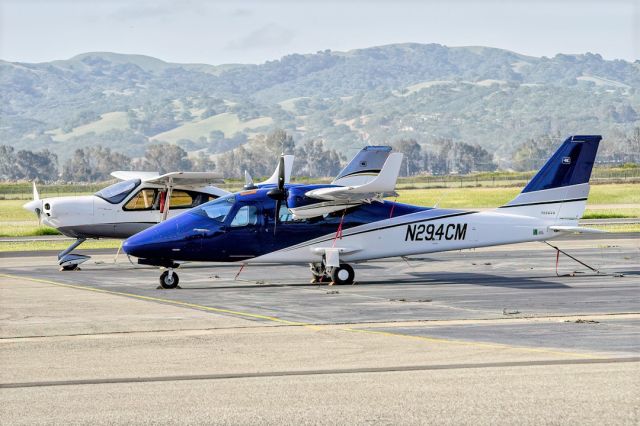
122,135,604,288
23,157,294,270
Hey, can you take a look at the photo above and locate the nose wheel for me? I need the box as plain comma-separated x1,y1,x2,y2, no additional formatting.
159,269,180,289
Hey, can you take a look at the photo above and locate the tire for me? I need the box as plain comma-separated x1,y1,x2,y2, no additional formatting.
330,263,355,285
61,264,79,271
159,270,179,289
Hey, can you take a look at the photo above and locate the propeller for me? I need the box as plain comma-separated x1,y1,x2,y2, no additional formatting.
243,170,257,190
267,155,287,234
22,182,43,224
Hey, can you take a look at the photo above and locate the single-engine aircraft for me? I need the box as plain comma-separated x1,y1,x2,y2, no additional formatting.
122,136,602,288
22,156,293,270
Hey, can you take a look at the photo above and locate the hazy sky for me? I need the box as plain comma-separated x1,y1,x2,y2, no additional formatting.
1,0,638,64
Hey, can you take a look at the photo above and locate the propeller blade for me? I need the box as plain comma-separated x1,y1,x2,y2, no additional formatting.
277,155,285,191
273,199,280,235
32,182,40,201
244,170,255,189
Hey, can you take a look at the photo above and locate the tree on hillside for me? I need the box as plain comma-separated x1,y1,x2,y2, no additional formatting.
0,146,16,180
393,139,423,176
512,135,559,171
191,151,216,172
214,130,343,178
136,143,192,174
61,146,132,182
264,129,296,157
428,139,496,174
14,149,58,181
294,139,344,178
625,127,640,163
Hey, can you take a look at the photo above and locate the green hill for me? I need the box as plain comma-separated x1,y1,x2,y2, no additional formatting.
1,43,639,165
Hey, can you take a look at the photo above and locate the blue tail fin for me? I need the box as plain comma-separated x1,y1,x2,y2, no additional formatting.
500,135,601,220
522,135,601,193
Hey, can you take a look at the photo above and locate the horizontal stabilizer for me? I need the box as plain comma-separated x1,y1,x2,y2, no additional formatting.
333,146,392,187
549,225,606,234
306,153,403,201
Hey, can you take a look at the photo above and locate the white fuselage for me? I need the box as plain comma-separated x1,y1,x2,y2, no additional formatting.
28,183,228,239
247,208,566,265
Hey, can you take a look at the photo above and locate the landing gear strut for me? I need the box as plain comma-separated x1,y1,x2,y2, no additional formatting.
159,269,180,289
58,238,89,271
310,263,330,283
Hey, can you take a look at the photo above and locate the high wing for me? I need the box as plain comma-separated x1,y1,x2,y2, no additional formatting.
111,171,225,187
142,171,225,186
305,153,403,202
111,171,161,181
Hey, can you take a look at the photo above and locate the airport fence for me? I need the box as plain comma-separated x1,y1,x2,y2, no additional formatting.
0,167,638,200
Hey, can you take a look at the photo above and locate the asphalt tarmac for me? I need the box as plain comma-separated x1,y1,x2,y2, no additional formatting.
1,234,639,424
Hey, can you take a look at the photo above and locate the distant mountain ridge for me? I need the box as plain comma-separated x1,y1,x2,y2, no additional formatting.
1,43,638,165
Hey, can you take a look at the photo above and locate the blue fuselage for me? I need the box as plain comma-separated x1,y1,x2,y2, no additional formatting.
122,186,426,263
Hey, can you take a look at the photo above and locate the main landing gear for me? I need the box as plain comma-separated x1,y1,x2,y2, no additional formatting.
310,262,355,285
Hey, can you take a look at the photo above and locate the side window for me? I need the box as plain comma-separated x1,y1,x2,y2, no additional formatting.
278,204,305,223
124,189,158,210
169,190,195,209
278,204,294,222
230,205,258,227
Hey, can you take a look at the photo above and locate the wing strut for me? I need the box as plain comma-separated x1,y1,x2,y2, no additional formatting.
161,177,174,222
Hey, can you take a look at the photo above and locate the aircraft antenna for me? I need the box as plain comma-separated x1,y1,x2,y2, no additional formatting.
433,190,448,208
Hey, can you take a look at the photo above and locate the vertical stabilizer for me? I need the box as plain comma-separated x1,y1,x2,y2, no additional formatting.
499,135,601,221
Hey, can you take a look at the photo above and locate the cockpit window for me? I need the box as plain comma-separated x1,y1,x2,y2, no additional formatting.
193,194,235,222
230,205,258,227
95,179,140,204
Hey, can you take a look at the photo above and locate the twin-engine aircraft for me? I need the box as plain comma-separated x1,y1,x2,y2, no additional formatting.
22,157,293,269
123,135,602,288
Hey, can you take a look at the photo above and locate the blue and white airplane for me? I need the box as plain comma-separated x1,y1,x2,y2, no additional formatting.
123,135,602,288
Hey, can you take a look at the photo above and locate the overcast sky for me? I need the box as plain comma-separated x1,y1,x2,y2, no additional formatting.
1,0,638,64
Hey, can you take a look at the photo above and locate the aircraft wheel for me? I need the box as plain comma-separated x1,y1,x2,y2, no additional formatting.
60,264,79,271
159,270,179,289
330,264,355,285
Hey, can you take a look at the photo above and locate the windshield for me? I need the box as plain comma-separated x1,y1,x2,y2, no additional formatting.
95,179,140,204
193,194,236,222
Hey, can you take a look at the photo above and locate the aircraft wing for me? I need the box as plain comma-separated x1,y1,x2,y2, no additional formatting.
144,172,225,186
111,171,160,181
305,153,403,202
111,171,224,186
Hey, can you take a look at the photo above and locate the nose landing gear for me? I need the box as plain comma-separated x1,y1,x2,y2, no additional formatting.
58,238,89,271
159,269,180,289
